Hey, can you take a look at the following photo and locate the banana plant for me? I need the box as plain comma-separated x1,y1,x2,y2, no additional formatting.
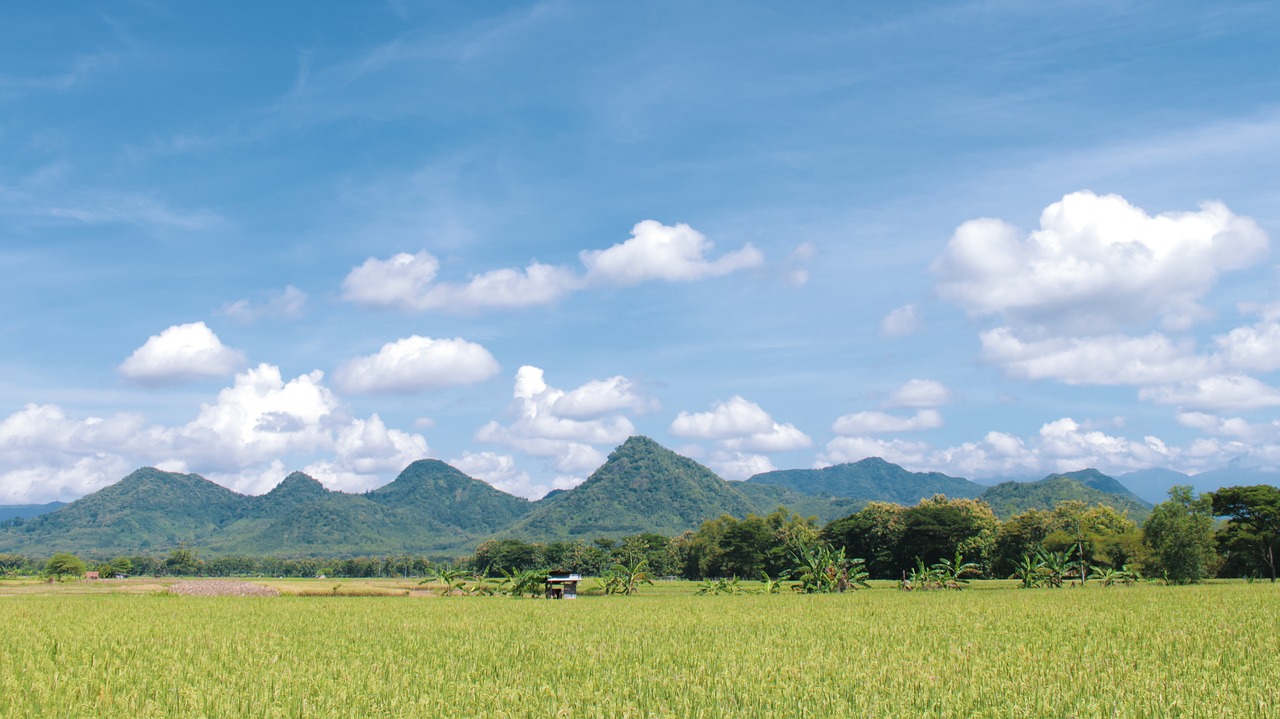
758,571,788,595
790,542,869,593
1035,549,1072,589
497,568,547,598
931,550,981,590
696,577,744,595
422,565,473,596
1009,554,1043,589
605,558,654,596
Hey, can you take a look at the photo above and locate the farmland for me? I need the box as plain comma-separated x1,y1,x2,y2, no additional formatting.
1,580,1276,718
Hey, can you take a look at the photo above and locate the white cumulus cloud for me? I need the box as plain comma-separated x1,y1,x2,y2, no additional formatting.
342,250,580,313
980,328,1211,386
708,451,777,481
581,220,763,286
342,221,763,315
118,322,247,384
448,451,580,499
0,364,435,501
932,191,1268,332
474,366,647,481
670,396,774,440
333,335,500,393
671,396,811,457
551,375,659,419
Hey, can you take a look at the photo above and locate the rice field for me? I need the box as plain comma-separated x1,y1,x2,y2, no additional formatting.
0,580,1276,718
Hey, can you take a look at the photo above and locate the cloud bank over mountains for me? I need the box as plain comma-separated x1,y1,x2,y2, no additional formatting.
7,190,1280,504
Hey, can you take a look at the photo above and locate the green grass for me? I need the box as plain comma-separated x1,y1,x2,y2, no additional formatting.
0,582,1276,718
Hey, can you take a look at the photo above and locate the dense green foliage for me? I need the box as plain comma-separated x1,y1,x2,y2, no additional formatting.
1211,484,1280,582
822,497,998,579
1144,485,1217,584
43,552,85,579
1,585,1277,717
990,501,1143,577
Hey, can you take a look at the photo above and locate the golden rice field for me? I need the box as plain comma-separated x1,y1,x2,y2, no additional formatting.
0,580,1276,718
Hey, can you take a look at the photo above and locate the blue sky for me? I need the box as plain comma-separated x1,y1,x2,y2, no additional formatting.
3,1,1280,502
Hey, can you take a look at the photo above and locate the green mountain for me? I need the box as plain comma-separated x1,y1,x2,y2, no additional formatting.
0,461,536,558
0,502,65,523
366,459,532,534
504,436,757,538
0,440,1160,559
0,468,247,555
745,457,984,505
980,473,1152,520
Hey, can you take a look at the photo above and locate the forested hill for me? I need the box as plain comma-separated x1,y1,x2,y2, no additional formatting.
501,436,759,538
745,458,984,504
981,472,1152,520
0,437,1158,557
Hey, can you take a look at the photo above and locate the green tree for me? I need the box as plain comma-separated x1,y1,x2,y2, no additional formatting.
0,553,28,576
109,557,134,577
892,495,998,576
822,502,905,579
472,539,544,575
165,545,201,576
1143,486,1216,584
1211,485,1280,582
45,553,86,580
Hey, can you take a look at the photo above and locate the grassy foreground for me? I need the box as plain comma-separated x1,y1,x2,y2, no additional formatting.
0,582,1276,718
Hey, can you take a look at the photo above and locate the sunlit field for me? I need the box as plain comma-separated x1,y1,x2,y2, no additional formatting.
1,580,1276,718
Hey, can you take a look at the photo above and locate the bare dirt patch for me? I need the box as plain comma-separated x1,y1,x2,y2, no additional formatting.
168,580,280,597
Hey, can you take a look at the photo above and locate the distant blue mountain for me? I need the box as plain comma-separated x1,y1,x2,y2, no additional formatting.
1117,466,1280,504
0,502,65,522
1115,468,1194,505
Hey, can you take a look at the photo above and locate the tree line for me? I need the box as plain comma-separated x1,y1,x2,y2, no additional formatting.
3,484,1276,586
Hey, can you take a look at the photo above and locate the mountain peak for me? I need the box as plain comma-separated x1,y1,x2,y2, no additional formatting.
505,436,755,538
266,472,328,499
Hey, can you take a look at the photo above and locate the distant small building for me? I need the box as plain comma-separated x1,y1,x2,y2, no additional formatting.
84,571,100,580
545,574,581,599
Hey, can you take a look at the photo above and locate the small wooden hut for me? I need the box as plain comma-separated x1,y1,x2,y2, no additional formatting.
544,574,581,599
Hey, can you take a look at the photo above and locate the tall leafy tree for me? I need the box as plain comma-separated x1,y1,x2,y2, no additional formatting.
822,502,905,579
1211,485,1280,582
892,495,999,576
45,553,86,579
1143,486,1216,584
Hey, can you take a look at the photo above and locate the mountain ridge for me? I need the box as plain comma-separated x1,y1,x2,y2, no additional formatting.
0,439,1208,557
